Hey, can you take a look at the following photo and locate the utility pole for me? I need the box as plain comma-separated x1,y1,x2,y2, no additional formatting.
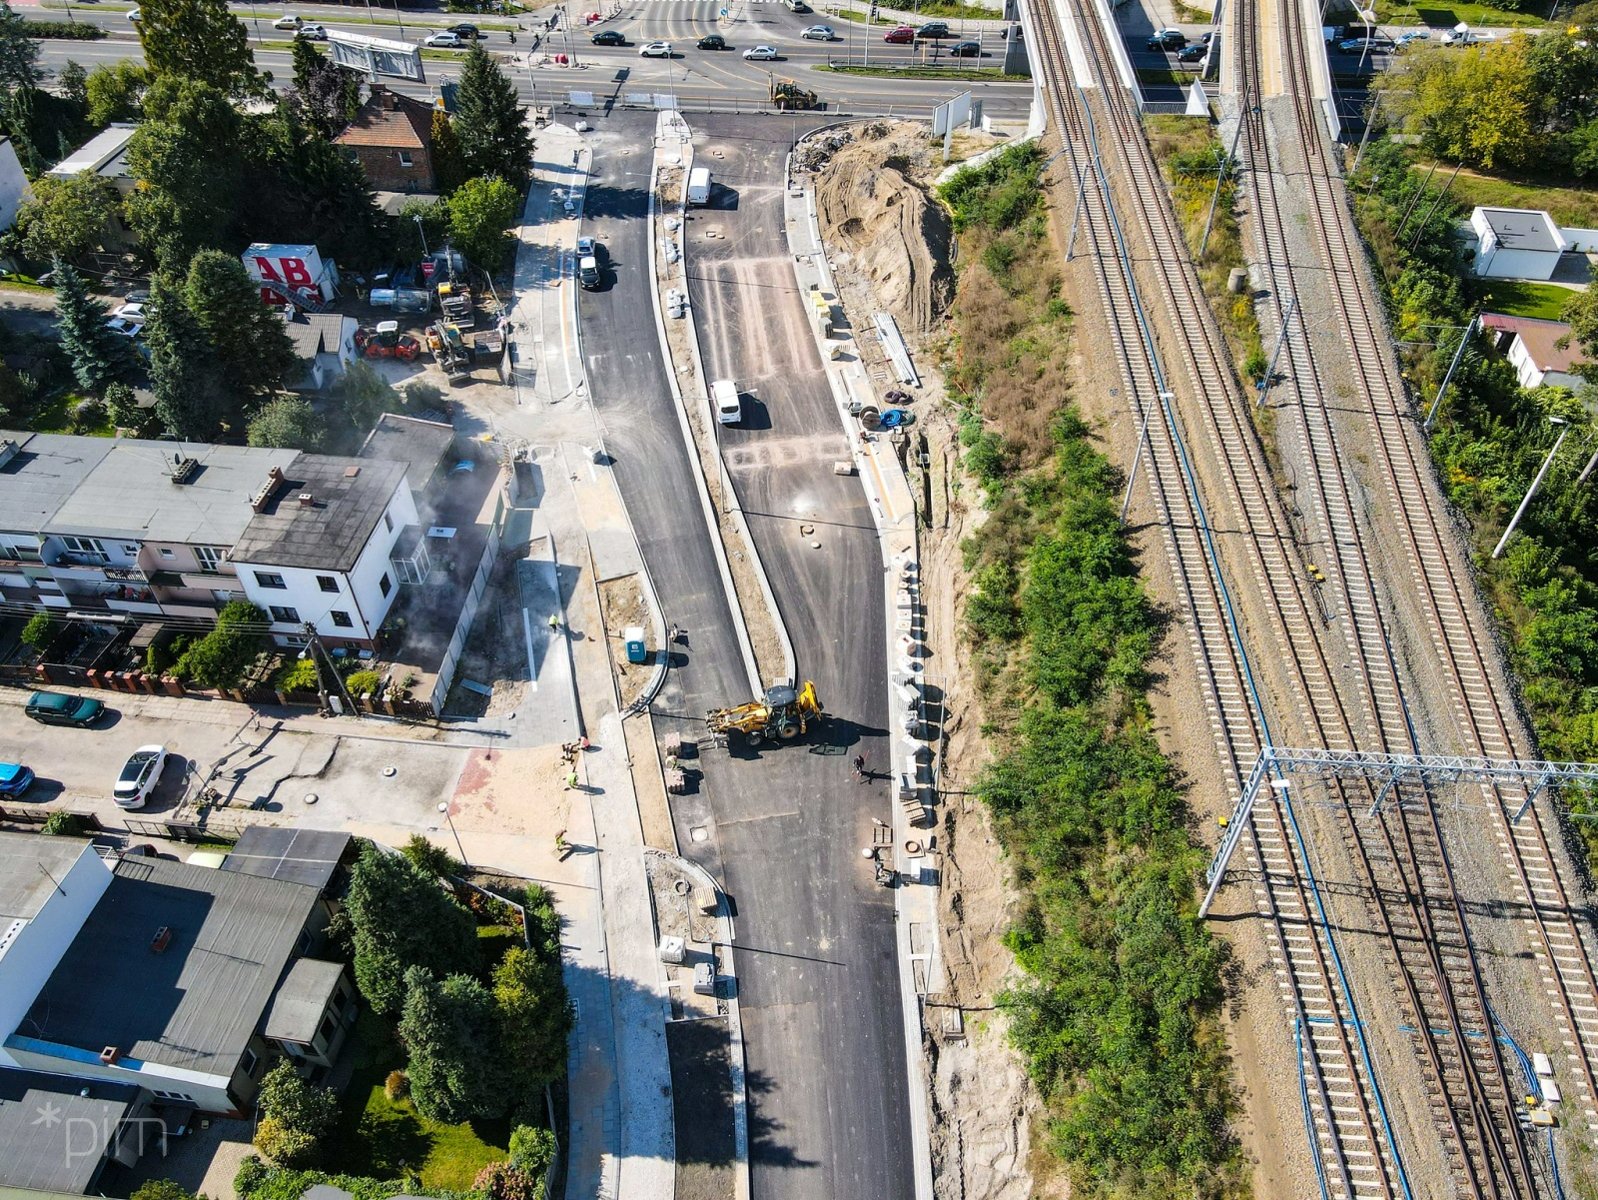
301,622,362,716
1492,417,1570,559
1257,295,1298,407
1423,313,1475,430
1200,87,1249,259
1120,391,1169,525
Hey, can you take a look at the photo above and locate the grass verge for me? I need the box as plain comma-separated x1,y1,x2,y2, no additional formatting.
1436,165,1598,229
816,62,1007,78
1371,0,1549,26
1144,114,1264,382
937,142,1243,1200
895,0,1004,17
1475,279,1581,320
829,7,900,23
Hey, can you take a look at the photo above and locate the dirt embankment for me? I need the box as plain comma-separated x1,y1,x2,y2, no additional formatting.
804,120,1049,1200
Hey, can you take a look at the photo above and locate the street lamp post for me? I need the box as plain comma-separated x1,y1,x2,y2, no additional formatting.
438,801,470,866
1491,417,1570,559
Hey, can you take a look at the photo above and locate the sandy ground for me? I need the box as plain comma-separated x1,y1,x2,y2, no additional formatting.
805,120,1046,1200
598,573,652,709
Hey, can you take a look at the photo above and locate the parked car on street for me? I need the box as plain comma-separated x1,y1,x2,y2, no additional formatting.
110,302,147,324
0,763,35,798
25,691,106,727
297,23,326,38
577,235,596,256
1176,42,1206,61
114,745,167,810
801,23,834,39
884,25,915,42
578,254,602,289
698,33,728,49
639,40,673,56
1146,28,1187,50
1395,29,1430,44
592,28,625,44
423,30,467,47
948,39,981,56
1338,35,1391,52
744,43,780,58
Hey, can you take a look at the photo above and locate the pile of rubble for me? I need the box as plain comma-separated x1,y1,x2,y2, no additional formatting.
793,127,858,174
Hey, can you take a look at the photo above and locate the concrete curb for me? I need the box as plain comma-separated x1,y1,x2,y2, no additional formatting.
647,848,752,1200
641,113,764,697
783,133,938,1200
672,145,799,688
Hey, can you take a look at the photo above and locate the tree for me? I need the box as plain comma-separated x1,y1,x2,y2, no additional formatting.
492,945,572,1097
20,611,55,653
254,1060,338,1164
507,1125,557,1175
59,61,88,110
399,966,508,1123
85,62,150,125
16,171,117,264
53,260,138,395
398,196,448,263
105,381,159,436
136,0,259,95
400,833,460,880
453,45,533,187
124,77,242,270
175,600,266,688
345,844,476,1016
184,250,299,396
146,276,236,440
247,397,324,450
431,108,466,194
130,1181,202,1200
0,3,41,94
448,175,520,273
338,359,403,432
288,40,358,139
1564,287,1598,371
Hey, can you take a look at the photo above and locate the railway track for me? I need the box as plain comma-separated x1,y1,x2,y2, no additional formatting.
1026,0,1414,1193
1248,0,1598,1161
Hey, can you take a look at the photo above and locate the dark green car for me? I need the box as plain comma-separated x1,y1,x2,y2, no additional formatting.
25,690,106,727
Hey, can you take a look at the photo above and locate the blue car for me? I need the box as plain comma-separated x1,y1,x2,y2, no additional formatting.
0,762,36,798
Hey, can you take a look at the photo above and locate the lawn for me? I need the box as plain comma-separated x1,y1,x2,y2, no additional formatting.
29,392,115,437
328,1010,509,1190
830,8,900,23
1376,1,1550,27
1475,279,1578,320
818,63,1008,78
1434,166,1598,229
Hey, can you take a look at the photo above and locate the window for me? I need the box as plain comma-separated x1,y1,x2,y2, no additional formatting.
330,610,353,628
398,150,414,167
269,605,300,623
317,575,340,593
121,544,139,556
378,573,392,597
195,545,228,574
61,536,106,561
319,1014,337,1042
158,548,175,559
254,571,286,589
153,1090,196,1103
383,513,394,533
241,1048,259,1077
0,540,40,561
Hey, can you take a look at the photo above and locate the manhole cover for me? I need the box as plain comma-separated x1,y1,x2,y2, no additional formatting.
382,766,397,777
304,792,319,805
690,825,709,843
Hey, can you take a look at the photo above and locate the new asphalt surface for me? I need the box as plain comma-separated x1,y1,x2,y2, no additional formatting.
683,115,913,1200
578,112,913,1196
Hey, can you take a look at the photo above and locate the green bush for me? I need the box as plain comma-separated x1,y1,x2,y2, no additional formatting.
176,601,267,689
938,142,1044,232
234,1157,452,1200
131,1182,201,1200
20,611,56,654
401,833,459,880
345,669,383,697
21,19,105,38
274,656,320,693
41,810,85,837
254,1116,318,1167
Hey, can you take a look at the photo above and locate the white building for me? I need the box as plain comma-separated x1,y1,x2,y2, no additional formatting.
1482,312,1590,391
230,456,417,647
1470,207,1569,280
0,137,31,232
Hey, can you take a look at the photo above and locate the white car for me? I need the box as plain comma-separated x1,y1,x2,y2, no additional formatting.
126,7,141,20
106,317,142,338
639,40,673,57
743,44,779,59
110,302,147,323
800,23,834,39
272,14,301,29
114,745,168,810
297,23,327,39
424,30,467,47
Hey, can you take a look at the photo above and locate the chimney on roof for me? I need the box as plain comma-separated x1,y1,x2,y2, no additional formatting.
151,926,172,953
99,1046,120,1065
251,465,287,512
298,492,315,507
0,439,18,469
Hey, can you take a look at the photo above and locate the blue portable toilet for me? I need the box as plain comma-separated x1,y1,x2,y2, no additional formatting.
624,625,648,664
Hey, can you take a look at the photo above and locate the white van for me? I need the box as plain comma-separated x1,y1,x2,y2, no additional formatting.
687,166,711,207
712,379,741,425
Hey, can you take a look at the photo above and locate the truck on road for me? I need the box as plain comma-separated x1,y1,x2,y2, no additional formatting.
687,166,711,207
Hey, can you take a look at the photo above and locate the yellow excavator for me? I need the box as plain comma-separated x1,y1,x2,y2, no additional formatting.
706,681,823,746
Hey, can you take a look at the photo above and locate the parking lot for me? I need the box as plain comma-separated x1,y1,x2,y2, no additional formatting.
0,686,473,834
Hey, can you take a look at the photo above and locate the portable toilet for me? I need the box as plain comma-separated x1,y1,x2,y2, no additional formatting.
624,625,648,664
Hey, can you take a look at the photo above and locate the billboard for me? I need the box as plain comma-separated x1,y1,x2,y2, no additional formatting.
329,31,426,84
243,243,337,306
